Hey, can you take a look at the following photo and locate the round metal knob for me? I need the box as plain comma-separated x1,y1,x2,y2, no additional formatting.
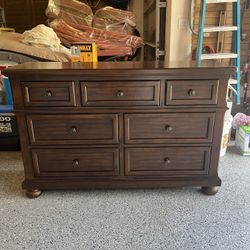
164,157,171,164
70,126,77,133
73,159,79,166
117,90,124,97
188,89,196,96
165,125,173,132
46,90,52,97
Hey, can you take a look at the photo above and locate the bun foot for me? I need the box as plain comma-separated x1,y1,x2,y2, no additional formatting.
201,186,219,195
26,189,42,199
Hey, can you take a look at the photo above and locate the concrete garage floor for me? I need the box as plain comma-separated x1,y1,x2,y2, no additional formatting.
0,145,249,250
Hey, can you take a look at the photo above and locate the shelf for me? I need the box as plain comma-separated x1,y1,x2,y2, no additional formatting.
206,0,237,3
204,26,238,32
201,53,238,60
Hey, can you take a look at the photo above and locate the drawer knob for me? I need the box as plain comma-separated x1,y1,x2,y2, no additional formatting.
188,89,196,96
117,90,124,97
165,125,173,132
164,157,171,164
46,90,53,97
70,126,77,133
73,159,79,166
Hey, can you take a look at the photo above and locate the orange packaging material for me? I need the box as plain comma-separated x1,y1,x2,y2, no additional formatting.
49,19,142,52
58,20,142,48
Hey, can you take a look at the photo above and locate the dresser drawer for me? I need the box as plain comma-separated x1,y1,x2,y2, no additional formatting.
125,147,210,176
22,81,76,107
32,148,119,177
27,114,119,145
81,81,160,106
166,80,219,105
125,113,215,144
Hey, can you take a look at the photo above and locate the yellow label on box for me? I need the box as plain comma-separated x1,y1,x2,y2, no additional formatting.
70,43,98,63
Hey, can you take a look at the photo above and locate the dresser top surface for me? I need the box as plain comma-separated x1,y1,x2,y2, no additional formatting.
4,61,235,77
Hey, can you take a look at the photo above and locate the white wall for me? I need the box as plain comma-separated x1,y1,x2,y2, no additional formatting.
165,0,193,63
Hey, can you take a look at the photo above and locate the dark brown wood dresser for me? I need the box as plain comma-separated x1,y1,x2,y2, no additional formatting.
4,61,235,198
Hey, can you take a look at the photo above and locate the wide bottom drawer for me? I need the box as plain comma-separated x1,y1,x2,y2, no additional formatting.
125,147,211,176
32,148,119,177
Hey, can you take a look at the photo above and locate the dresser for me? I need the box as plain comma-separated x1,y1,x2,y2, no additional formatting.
4,62,235,198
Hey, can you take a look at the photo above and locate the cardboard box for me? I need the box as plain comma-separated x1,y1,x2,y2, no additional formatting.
0,112,19,150
235,126,250,156
0,113,17,136
70,43,98,62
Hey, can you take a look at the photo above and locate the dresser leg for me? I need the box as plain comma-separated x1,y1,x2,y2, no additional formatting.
26,189,42,199
201,186,219,195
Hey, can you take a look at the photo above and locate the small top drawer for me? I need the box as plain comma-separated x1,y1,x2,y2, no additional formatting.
166,80,219,105
22,81,77,107
81,81,160,106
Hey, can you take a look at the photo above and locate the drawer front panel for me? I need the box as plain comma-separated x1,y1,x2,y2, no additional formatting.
125,147,211,176
27,114,119,145
125,113,215,144
81,81,160,106
166,80,218,105
32,148,119,177
22,81,76,106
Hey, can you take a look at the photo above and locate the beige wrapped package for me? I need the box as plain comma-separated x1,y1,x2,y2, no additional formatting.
93,16,134,35
21,24,61,51
93,7,136,35
46,0,93,26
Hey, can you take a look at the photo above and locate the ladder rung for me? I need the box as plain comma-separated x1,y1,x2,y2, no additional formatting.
228,78,237,85
204,26,238,32
201,53,238,60
206,0,237,3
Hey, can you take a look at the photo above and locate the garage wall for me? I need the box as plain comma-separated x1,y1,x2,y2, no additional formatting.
128,0,145,61
192,1,250,67
192,0,233,58
0,0,48,33
241,5,250,98
241,6,250,66
1,0,248,65
165,0,193,63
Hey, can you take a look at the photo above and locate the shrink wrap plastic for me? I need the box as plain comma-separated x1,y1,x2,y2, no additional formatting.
46,0,93,26
50,19,143,56
21,24,61,51
93,7,136,35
